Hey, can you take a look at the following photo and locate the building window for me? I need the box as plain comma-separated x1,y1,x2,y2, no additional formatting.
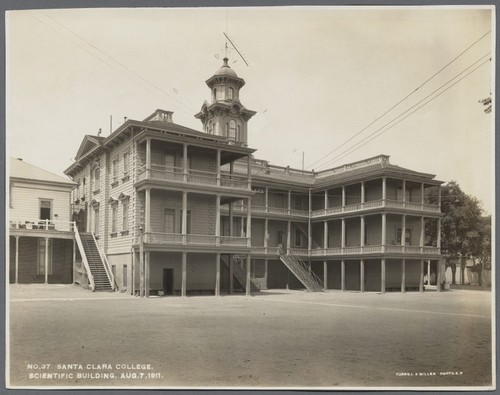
93,167,100,192
40,200,52,220
112,159,118,181
123,152,129,176
37,239,53,275
164,208,175,233
111,205,117,234
122,202,129,232
397,228,411,245
164,151,175,170
229,120,236,139
237,125,241,140
208,120,213,134
228,87,234,100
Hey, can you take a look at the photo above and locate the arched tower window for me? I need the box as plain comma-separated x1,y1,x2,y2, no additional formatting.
229,120,236,139
213,88,217,102
225,123,229,137
228,87,234,100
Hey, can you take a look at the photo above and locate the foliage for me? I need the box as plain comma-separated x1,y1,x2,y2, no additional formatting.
426,181,490,262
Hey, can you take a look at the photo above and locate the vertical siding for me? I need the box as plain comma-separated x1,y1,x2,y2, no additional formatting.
365,215,382,245
327,220,342,247
345,218,361,247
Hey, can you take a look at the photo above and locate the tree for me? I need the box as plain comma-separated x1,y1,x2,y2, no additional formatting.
426,181,490,285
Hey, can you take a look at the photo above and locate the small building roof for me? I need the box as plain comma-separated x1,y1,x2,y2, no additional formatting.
10,157,75,186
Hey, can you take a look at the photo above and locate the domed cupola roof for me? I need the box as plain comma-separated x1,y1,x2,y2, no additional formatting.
206,57,245,89
214,57,238,78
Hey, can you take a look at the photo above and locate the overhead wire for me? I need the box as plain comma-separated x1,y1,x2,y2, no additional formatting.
318,54,492,168
306,29,492,171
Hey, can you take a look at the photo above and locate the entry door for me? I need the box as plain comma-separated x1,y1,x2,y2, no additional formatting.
163,269,174,295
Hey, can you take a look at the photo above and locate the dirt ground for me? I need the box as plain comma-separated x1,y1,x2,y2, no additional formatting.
8,284,493,389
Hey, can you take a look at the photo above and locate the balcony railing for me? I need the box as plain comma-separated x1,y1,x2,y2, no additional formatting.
254,245,440,257
311,199,440,218
143,232,248,247
220,205,309,218
9,219,74,232
137,164,249,190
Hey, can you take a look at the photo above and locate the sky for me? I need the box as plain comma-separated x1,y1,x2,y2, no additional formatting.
6,6,494,213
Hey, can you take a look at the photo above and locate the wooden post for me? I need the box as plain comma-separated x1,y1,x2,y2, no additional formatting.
360,216,365,248
341,260,345,291
183,143,188,182
361,182,365,205
401,259,405,293
287,190,291,215
381,259,386,294
182,191,187,245
264,259,268,289
145,188,151,233
323,260,328,290
229,203,234,237
342,186,346,209
44,237,49,284
287,220,291,254
246,254,251,296
215,253,220,296
419,259,424,293
229,255,233,294
382,177,387,202
341,219,345,249
381,213,386,252
15,236,19,284
132,249,136,296
401,215,406,251
323,221,328,249
215,195,221,246
264,218,269,252
181,252,187,297
139,230,144,297
145,251,150,298
246,198,252,247
420,216,425,253
360,260,365,292
265,187,269,212
216,149,221,186
247,155,252,190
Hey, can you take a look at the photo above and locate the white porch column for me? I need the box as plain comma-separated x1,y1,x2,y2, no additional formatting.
229,255,234,294
427,260,431,286
401,259,405,293
247,155,252,189
341,260,345,291
265,187,269,212
437,218,442,251
145,188,151,233
215,253,220,296
402,179,406,207
182,191,187,245
44,237,49,284
264,259,268,288
246,198,252,247
381,258,386,294
382,177,387,203
286,220,291,254
183,143,188,182
421,183,425,205
145,251,150,298
420,217,425,252
361,182,365,204
246,254,251,296
15,236,19,284
341,219,345,249
324,221,328,249
216,149,221,186
308,188,312,252
323,260,328,290
132,249,136,296
360,216,365,248
382,213,386,252
342,186,346,209
215,195,221,246
401,215,406,248
419,259,424,293
146,137,151,169
324,189,328,211
437,260,442,292
360,259,365,292
264,218,269,251
229,202,234,236
287,190,291,215
181,252,187,297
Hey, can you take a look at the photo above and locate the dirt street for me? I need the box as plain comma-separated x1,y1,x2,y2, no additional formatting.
8,285,493,389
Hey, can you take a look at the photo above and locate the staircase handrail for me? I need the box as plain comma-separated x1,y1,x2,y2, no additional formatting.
278,247,324,289
73,225,95,291
91,233,115,290
233,255,261,291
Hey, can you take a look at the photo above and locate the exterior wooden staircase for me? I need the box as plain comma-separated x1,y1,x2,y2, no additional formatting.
75,230,114,291
221,255,260,293
278,248,324,292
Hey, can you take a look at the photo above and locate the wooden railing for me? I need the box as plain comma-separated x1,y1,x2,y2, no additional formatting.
143,232,247,247
254,245,440,256
137,164,249,189
10,219,75,232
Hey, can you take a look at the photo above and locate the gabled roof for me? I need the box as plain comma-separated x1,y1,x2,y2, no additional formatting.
75,135,105,161
10,157,75,186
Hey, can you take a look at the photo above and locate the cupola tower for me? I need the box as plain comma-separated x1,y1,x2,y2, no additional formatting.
195,57,256,146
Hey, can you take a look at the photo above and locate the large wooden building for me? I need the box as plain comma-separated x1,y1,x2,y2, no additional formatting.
63,58,444,296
